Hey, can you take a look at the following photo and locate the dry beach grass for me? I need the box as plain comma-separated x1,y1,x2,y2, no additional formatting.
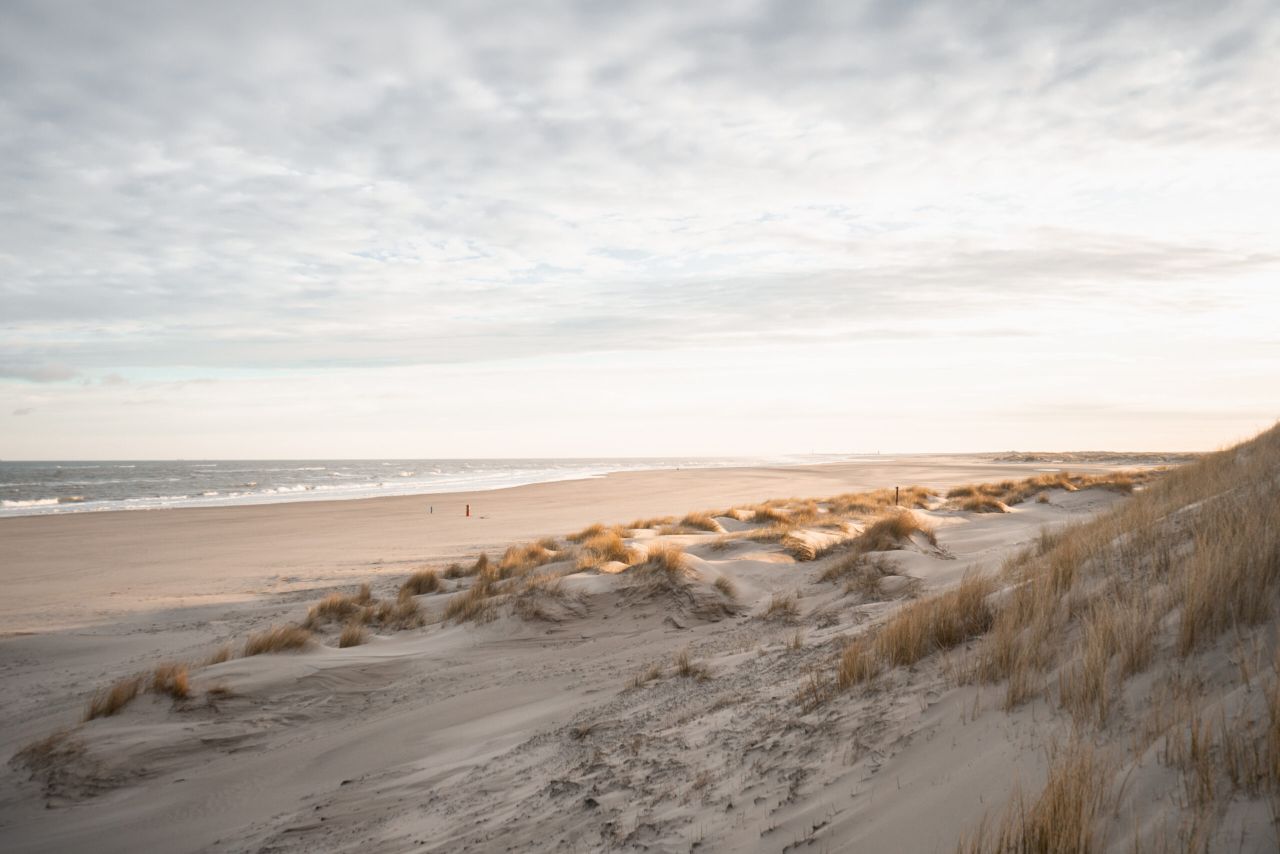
9,440,1280,853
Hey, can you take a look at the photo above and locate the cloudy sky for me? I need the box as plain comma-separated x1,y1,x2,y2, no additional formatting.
2,0,1277,458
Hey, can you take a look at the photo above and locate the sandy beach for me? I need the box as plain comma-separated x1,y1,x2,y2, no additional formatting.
0,455,1120,635
0,453,1191,853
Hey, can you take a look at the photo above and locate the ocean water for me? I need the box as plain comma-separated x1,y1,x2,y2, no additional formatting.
0,456,823,518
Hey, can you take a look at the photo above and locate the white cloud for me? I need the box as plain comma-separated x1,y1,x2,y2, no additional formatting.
1,1,1277,454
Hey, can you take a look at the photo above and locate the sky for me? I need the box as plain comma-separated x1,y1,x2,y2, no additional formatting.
1,0,1278,459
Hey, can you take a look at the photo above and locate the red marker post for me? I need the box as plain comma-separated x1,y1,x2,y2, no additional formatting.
466,503,470,518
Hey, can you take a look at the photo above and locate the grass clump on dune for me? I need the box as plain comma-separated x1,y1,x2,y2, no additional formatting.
575,530,638,570
13,729,84,780
303,592,364,628
674,649,711,680
150,663,190,700
84,663,193,721
875,573,995,667
567,523,613,543
366,597,425,629
742,523,799,543
836,637,880,689
626,661,665,690
204,644,233,666
625,515,675,531
84,675,144,721
400,568,441,597
712,575,737,599
443,569,499,623
834,572,995,690
957,741,1109,854
510,572,584,622
631,542,689,585
1175,483,1280,656
820,552,902,600
945,470,1151,511
856,510,937,551
678,511,725,532
825,486,936,516
338,622,368,648
761,592,800,623
498,541,561,577
956,494,1007,513
243,625,312,657
441,553,491,579
782,528,850,561
751,504,791,524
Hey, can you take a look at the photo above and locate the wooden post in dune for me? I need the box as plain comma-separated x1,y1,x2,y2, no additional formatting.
465,503,470,517
895,486,899,506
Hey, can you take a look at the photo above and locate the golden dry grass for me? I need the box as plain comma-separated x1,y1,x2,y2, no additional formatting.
575,530,638,570
627,661,664,690
751,503,791,524
823,552,904,602
400,568,441,597
497,541,559,577
825,486,936,515
946,470,1150,511
243,625,312,657
1175,486,1280,655
630,543,689,587
836,637,880,689
14,729,84,775
625,516,675,531
732,523,799,544
204,644,233,666
84,675,143,721
712,575,736,599
957,741,1108,854
338,622,368,648
510,573,582,622
674,649,711,680
781,527,853,561
678,510,725,533
365,596,425,629
946,428,1280,848
566,523,609,543
956,495,1007,513
873,573,996,668
150,663,190,700
1057,593,1157,726
442,574,497,623
856,511,937,552
303,592,364,628
761,592,800,622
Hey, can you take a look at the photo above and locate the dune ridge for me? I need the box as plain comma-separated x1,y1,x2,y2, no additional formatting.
4,441,1278,852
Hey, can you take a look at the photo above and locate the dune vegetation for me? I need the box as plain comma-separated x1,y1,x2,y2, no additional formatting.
27,428,1280,853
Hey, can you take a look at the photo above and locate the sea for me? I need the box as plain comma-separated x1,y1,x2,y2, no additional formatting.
0,456,836,518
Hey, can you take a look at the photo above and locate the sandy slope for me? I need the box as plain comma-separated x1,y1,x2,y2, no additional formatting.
0,458,1147,853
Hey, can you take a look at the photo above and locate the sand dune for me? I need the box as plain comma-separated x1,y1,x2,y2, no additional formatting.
4,448,1277,852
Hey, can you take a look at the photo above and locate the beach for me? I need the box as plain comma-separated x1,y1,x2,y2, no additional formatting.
0,454,1121,635
9,449,1274,853
0,455,1130,850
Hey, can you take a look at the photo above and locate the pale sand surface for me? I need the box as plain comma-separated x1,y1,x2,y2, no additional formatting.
0,455,1121,634
0,456,1157,853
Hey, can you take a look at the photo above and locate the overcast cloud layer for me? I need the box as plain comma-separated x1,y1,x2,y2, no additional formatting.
2,0,1277,457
